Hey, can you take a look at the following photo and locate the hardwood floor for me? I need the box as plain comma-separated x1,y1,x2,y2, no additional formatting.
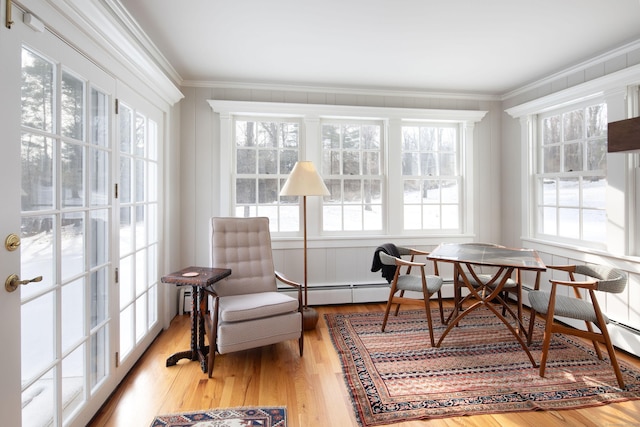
89,302,640,427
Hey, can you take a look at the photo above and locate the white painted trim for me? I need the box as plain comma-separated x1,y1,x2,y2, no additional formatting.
187,79,501,101
101,0,183,84
505,63,640,118
502,39,640,102
208,100,488,123
47,0,184,106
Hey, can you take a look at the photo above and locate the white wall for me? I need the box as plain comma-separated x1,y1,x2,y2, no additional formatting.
177,86,503,295
501,41,640,355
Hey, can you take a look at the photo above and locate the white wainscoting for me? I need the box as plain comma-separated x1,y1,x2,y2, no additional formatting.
272,239,640,358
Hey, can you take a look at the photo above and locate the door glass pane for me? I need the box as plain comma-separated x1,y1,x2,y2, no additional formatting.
21,49,54,132
148,284,158,327
136,295,148,342
119,254,134,309
90,147,109,206
91,87,109,147
136,249,147,296
21,292,54,383
136,205,146,249
90,209,109,268
62,141,85,208
61,212,84,281
91,268,108,328
61,71,84,140
120,305,133,359
62,345,85,423
120,206,133,254
21,133,54,211
135,113,146,156
62,278,85,352
22,369,55,426
90,326,108,389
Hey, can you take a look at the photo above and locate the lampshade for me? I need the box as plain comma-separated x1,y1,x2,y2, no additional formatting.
280,161,330,196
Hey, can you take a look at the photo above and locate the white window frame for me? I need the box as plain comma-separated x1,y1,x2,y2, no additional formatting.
209,100,486,238
533,99,608,248
400,121,462,232
320,118,384,234
232,115,302,233
506,71,640,256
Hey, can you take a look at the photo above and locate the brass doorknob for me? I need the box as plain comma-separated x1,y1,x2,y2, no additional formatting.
5,274,42,292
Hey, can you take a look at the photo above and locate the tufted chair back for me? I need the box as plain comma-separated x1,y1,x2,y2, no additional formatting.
209,216,277,296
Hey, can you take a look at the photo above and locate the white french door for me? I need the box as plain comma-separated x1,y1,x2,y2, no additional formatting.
0,11,163,427
114,86,163,371
19,31,116,427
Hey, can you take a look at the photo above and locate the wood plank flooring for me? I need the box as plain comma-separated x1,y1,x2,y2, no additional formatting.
89,302,640,427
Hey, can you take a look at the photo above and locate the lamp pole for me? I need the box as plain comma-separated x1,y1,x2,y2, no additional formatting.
279,161,328,330
301,195,318,329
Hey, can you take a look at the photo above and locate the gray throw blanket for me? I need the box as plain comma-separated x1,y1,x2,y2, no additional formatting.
371,243,401,283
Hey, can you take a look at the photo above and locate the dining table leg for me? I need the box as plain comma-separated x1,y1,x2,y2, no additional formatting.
436,263,538,368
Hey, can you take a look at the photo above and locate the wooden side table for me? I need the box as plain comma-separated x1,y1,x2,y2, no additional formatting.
161,266,231,373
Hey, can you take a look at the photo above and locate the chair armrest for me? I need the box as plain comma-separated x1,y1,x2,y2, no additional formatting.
550,278,598,290
275,271,302,289
409,248,430,256
395,258,425,268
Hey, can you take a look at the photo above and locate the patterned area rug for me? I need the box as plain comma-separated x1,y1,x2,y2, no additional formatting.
150,407,286,427
326,309,640,426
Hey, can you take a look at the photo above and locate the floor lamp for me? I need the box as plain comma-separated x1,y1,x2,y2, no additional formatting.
280,161,329,330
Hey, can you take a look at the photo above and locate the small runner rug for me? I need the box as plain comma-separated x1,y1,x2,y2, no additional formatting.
150,407,286,427
325,309,640,426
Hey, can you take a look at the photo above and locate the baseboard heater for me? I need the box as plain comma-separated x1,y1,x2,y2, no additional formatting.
277,280,456,305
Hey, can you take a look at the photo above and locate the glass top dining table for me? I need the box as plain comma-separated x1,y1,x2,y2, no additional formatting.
428,242,546,270
428,243,546,367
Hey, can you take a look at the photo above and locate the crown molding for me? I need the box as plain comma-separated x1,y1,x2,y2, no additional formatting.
208,100,488,123
502,38,640,102
505,62,640,118
186,79,501,102
44,0,183,106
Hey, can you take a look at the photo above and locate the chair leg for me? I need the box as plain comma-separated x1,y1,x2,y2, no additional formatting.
299,333,304,357
584,320,604,360
206,321,217,378
538,312,554,378
393,290,405,316
527,307,537,346
207,297,220,378
381,292,395,332
424,293,436,346
600,324,625,389
437,290,444,324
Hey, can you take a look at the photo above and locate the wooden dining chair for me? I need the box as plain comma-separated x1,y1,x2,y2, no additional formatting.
527,264,627,388
377,246,444,346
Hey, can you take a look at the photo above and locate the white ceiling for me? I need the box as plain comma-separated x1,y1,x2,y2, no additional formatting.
118,0,640,95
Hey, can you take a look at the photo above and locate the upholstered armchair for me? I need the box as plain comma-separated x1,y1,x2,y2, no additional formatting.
204,217,303,378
